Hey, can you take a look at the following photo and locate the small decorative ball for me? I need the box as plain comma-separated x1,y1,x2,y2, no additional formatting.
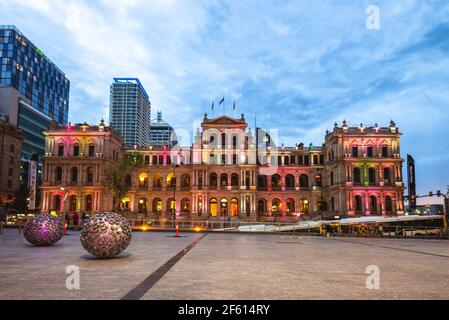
80,212,132,258
24,214,64,246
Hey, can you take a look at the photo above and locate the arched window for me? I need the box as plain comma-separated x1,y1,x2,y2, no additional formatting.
69,195,77,212
221,133,226,148
138,198,147,214
210,173,217,187
152,198,162,214
370,195,377,212
166,173,176,188
55,166,63,183
272,174,281,189
181,174,190,188
299,174,309,188
286,174,295,189
220,198,228,216
369,168,376,184
355,195,363,212
257,199,267,214
71,167,78,182
284,156,289,166
86,167,94,183
73,143,80,156
220,173,228,187
57,144,64,156
231,173,239,187
53,195,61,211
232,136,237,149
383,168,391,183
271,198,281,213
230,198,238,216
210,198,218,217
121,197,130,211
258,199,267,214
385,195,393,212
181,198,190,214
286,198,295,214
353,167,361,184
88,144,95,157
153,173,162,188
138,173,149,187
299,199,309,214
258,175,267,190
166,198,175,213
85,195,93,212
315,174,322,187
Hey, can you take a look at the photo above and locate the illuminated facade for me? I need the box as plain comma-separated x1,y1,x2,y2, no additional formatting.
40,120,122,215
40,114,405,220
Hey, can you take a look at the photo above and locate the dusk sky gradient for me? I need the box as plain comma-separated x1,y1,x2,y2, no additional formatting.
1,0,449,203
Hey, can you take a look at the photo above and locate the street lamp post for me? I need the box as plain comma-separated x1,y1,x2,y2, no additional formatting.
60,187,69,235
173,164,180,237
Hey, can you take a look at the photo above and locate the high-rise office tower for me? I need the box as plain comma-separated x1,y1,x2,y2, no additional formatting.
0,25,70,125
109,78,151,148
0,25,70,208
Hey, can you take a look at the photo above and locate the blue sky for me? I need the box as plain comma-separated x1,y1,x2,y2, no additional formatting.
1,0,449,201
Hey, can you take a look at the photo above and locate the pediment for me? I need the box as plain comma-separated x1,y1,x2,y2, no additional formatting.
203,116,246,126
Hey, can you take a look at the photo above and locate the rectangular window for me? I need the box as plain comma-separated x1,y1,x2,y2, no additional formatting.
367,146,373,157
290,155,296,165
304,155,309,166
320,155,325,165
382,146,388,158
352,146,358,158
8,167,12,176
58,145,64,156
73,145,80,156
9,144,14,152
88,145,95,157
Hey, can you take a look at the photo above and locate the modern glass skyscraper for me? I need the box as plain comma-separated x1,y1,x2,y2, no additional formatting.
110,78,151,148
0,25,70,125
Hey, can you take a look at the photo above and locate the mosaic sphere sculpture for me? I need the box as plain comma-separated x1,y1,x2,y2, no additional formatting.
24,214,64,246
80,213,132,258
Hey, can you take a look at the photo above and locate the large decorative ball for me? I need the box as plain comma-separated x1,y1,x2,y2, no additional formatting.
80,213,132,258
24,214,64,246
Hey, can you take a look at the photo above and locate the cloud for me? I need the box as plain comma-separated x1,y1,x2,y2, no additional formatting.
1,0,449,194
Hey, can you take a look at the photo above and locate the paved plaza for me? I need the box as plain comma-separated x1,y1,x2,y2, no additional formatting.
1,228,449,300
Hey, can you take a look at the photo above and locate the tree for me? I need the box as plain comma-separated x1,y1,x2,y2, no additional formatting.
105,152,143,212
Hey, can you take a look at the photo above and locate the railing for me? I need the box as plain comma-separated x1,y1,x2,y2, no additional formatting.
125,218,448,239
5,214,448,239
